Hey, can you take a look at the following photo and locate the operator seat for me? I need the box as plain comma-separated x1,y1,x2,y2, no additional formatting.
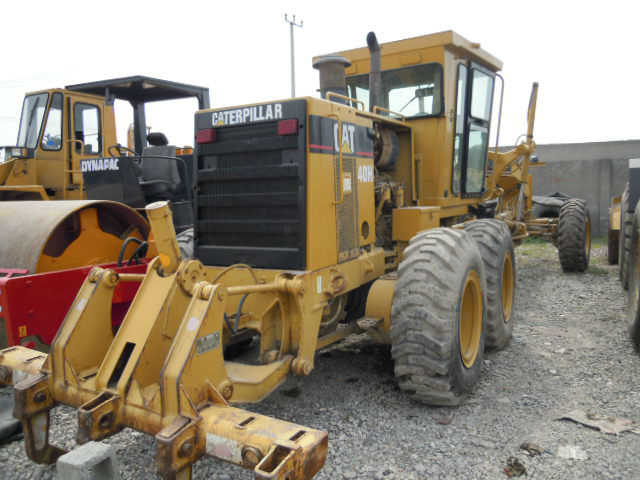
139,132,181,200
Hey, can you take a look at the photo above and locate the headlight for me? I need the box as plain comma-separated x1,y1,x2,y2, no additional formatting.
11,147,27,157
1,146,34,160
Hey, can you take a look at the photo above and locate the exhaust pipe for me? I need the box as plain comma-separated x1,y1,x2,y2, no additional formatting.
313,55,352,103
367,31,381,112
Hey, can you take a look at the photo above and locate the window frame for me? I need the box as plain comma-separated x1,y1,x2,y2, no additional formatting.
16,93,49,149
72,102,102,155
451,61,496,197
41,92,64,152
451,64,468,195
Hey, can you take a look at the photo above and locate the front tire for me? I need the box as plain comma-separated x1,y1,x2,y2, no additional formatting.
557,199,591,272
626,203,640,348
177,228,194,259
465,219,516,350
620,184,632,288
391,228,487,406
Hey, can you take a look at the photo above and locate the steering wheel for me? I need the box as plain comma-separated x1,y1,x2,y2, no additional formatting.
108,144,137,157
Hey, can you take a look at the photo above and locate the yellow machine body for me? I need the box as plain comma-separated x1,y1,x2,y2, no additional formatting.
0,31,539,479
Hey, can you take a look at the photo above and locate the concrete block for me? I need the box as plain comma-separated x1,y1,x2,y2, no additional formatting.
56,441,121,480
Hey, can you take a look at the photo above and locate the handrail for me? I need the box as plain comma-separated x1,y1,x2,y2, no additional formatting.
328,113,345,205
325,92,364,110
64,139,85,199
372,106,407,121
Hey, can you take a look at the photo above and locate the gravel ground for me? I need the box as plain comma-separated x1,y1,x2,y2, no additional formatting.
2,240,640,479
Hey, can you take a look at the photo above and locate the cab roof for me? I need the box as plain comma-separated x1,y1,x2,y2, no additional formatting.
318,30,503,73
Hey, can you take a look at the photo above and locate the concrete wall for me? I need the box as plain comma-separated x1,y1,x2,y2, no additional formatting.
525,140,640,236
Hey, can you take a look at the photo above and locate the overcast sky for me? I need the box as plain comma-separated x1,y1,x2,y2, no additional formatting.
1,0,638,149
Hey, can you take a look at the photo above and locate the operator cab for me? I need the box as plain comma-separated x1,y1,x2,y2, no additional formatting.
333,31,503,203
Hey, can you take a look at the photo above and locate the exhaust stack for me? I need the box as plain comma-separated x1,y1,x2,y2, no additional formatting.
367,31,381,112
313,55,352,103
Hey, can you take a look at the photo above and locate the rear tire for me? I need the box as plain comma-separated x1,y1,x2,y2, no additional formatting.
626,204,640,348
557,199,591,272
465,219,516,350
620,184,632,288
177,228,194,259
391,228,487,406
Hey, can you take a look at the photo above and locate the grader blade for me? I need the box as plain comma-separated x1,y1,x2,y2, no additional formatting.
0,202,327,479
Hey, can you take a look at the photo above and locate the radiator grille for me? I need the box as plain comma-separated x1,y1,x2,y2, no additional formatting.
195,102,306,270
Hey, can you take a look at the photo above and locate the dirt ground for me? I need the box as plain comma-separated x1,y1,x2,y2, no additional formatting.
1,239,639,479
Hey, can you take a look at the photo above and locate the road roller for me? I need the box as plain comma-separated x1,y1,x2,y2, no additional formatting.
0,77,207,349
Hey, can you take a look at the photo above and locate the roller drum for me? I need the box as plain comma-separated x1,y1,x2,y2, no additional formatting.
0,200,150,273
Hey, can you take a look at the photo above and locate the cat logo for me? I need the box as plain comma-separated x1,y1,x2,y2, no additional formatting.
333,124,356,154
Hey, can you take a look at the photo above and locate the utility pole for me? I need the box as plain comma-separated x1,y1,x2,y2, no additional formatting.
285,14,303,98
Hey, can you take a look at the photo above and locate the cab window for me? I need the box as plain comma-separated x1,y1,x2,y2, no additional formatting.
17,93,48,148
345,63,443,117
42,93,63,151
470,69,494,121
73,103,101,155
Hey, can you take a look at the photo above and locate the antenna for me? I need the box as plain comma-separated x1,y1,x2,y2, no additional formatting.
285,14,303,98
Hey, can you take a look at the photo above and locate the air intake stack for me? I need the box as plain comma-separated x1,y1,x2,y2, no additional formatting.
313,55,352,103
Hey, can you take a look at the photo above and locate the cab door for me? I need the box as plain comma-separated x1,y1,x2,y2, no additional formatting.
451,62,495,197
69,98,104,194
34,92,68,195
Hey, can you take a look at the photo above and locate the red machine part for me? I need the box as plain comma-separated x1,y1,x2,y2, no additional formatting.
0,261,148,350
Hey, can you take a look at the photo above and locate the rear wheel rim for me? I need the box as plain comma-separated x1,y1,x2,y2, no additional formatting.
460,270,482,368
502,251,514,322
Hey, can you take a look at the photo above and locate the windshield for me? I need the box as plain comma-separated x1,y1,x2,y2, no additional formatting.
346,64,443,118
17,93,48,148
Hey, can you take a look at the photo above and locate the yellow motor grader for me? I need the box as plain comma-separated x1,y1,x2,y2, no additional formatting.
1,31,540,479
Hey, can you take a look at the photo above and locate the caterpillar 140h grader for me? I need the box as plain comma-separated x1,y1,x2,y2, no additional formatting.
1,31,539,479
